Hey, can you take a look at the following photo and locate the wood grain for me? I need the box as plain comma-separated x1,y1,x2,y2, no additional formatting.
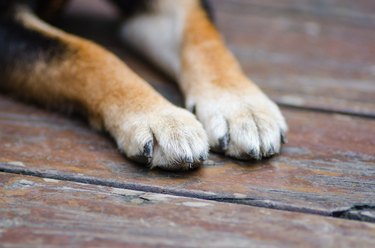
213,0,375,26
213,0,375,117
1,173,374,248
1,96,374,219
1,0,375,220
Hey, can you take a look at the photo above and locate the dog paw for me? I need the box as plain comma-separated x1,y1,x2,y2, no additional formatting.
187,86,287,160
105,105,209,170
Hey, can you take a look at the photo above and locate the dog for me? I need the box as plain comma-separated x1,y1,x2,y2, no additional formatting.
0,0,287,170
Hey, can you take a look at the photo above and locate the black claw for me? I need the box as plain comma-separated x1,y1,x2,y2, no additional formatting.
191,105,197,115
249,149,261,160
199,153,208,161
143,140,153,158
262,145,277,158
211,133,230,153
185,156,194,164
270,145,275,154
129,140,153,165
130,155,151,165
219,133,230,150
281,132,288,144
220,133,230,150
268,145,275,155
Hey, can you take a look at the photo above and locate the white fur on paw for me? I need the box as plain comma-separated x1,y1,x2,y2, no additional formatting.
187,88,287,160
112,106,209,170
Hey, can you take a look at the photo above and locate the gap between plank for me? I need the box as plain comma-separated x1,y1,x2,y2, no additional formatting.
1,164,374,224
278,103,375,120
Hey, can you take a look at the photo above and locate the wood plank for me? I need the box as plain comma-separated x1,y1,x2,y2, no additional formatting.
1,172,374,248
1,0,375,223
59,0,375,117
213,1,375,117
213,0,375,27
0,96,374,219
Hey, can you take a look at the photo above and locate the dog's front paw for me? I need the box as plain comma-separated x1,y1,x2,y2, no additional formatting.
104,105,209,170
187,86,287,160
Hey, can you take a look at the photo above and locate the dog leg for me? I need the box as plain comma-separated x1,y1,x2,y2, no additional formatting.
0,5,208,170
120,0,287,160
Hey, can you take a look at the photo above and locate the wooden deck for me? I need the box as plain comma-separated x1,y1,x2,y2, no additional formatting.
1,0,375,247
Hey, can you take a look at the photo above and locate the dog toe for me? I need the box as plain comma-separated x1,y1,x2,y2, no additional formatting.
115,106,209,170
191,89,287,161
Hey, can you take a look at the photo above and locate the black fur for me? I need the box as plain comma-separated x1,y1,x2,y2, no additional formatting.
0,0,10,13
0,7,67,80
0,0,214,81
109,0,213,20
109,0,151,17
2,0,213,21
201,0,214,22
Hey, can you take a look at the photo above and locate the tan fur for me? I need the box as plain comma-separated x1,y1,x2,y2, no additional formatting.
3,1,287,168
5,6,209,169
8,7,164,126
180,3,259,95
178,2,287,158
119,0,287,159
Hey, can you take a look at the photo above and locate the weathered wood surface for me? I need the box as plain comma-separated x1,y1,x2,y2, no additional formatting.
213,0,375,117
60,0,375,117
0,0,374,246
1,96,374,219
1,173,374,248
214,0,375,24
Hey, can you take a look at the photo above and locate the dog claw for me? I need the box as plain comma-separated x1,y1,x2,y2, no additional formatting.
281,131,288,144
220,133,230,151
129,155,151,165
249,149,261,160
143,140,153,158
268,145,275,156
199,152,208,161
184,156,194,164
191,105,197,114
263,145,277,158
129,140,153,165
212,133,230,153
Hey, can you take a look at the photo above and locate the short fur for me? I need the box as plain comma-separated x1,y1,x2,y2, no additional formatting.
0,0,287,170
